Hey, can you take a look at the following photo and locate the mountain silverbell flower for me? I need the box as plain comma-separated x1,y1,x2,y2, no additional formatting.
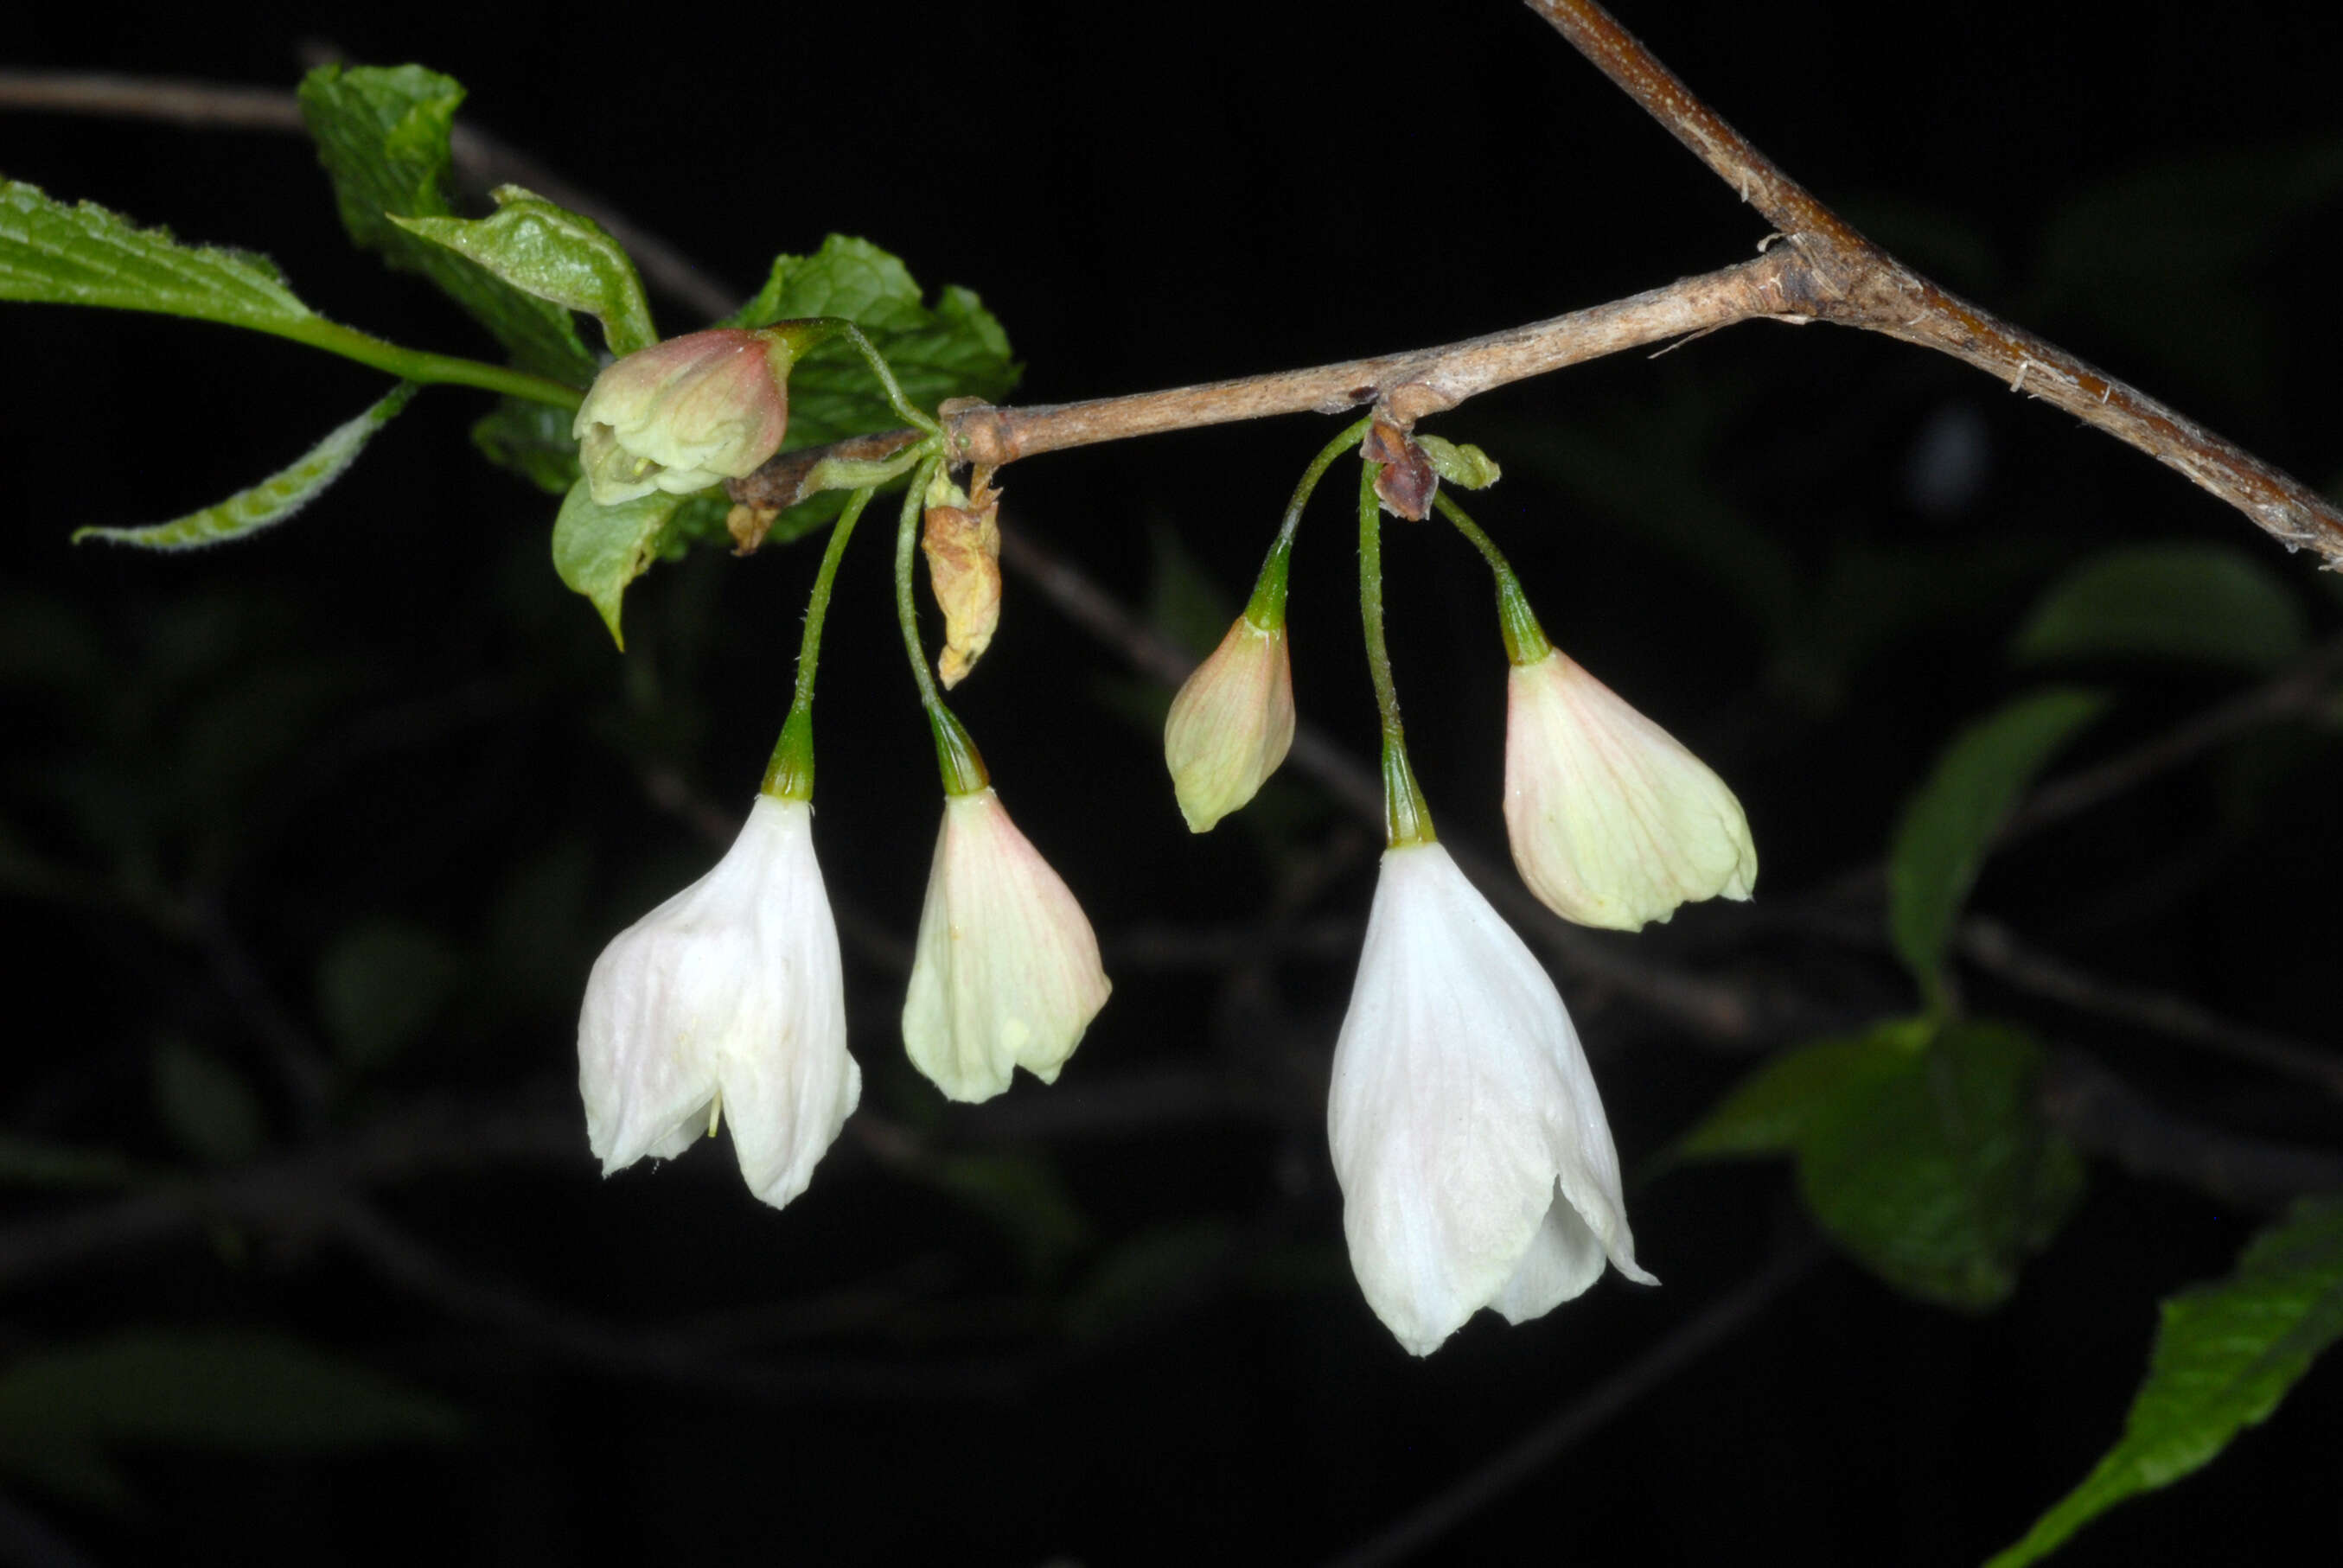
1163,538,1297,832
573,326,799,505
577,488,876,1209
1436,492,1756,931
1503,644,1757,930
1329,838,1659,1355
892,468,1112,1103
576,792,859,1209
1334,462,1654,1356
902,774,1114,1103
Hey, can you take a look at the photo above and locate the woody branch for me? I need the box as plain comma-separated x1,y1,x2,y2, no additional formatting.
3,0,2336,564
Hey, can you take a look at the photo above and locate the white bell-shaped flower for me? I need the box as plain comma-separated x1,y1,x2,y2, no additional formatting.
1503,648,1756,932
573,327,793,505
1329,840,1656,1356
903,787,1111,1103
1163,614,1297,832
578,794,859,1209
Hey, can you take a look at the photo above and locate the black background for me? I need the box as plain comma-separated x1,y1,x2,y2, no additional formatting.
6,2,2343,1565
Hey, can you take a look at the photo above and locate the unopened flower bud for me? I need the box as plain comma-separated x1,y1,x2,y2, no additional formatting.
573,328,794,505
902,787,1111,1103
1163,614,1296,832
1503,648,1756,931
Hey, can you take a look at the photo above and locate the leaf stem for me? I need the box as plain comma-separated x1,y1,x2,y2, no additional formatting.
280,317,584,409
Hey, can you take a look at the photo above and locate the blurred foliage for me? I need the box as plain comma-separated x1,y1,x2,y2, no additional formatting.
3,20,2343,1568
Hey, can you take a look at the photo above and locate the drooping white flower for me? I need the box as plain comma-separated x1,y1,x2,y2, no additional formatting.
1163,613,1297,832
578,794,859,1209
902,787,1111,1103
573,327,793,505
1329,841,1656,1356
1503,648,1756,932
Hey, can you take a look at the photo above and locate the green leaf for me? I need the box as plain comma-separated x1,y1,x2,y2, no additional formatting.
552,478,693,648
2012,542,2309,673
297,64,594,384
1987,1199,2343,1567
1418,435,1501,489
73,383,416,550
472,395,581,493
1798,1021,2082,1311
1887,689,2106,1004
1682,1019,2082,1311
1675,1019,1931,1157
0,1329,463,1508
721,235,1018,447
316,920,461,1072
0,178,312,331
393,184,656,356
150,1036,265,1166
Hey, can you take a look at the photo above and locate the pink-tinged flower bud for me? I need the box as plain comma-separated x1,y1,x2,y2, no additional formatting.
902,787,1112,1103
1162,615,1296,832
572,328,792,505
1503,649,1756,932
578,794,859,1208
1331,840,1656,1356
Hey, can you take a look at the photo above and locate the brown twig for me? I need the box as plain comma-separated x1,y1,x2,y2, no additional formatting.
6,62,2333,564
1323,1233,1824,1568
2004,634,2343,841
1963,917,2343,1100
1521,0,2343,566
2041,1049,2343,1208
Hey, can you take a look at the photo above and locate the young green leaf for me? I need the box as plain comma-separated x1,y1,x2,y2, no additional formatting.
0,178,312,330
472,395,581,494
0,1329,464,1509
72,383,417,550
1887,688,2105,1005
721,235,1018,448
2012,542,2309,673
393,185,657,357
1987,1199,2343,1567
1679,1018,2082,1310
1417,434,1502,490
551,478,701,648
297,64,595,384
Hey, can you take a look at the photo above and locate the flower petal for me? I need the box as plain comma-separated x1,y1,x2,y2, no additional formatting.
1329,842,1649,1355
1503,650,1756,931
577,795,859,1209
903,789,1111,1103
1163,615,1296,832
